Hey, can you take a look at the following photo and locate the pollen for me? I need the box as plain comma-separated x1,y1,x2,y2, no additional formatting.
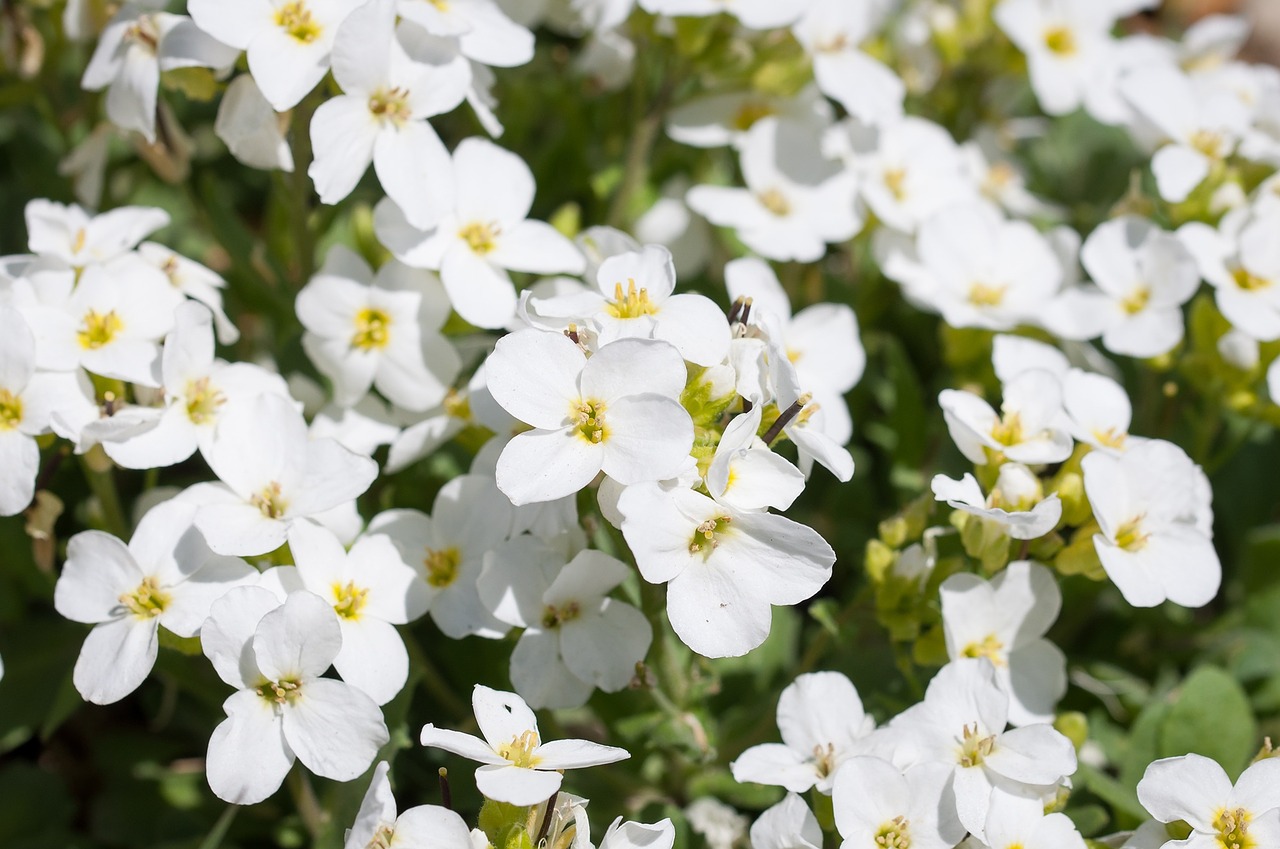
541,601,581,629
962,633,1007,666
459,221,500,255
331,581,370,620
689,515,732,555
968,282,1007,307
874,815,912,849
119,576,170,619
1043,25,1077,56
77,309,124,349
957,722,995,768
1190,129,1227,159
123,15,160,52
1092,426,1127,449
274,1,323,44
758,188,791,217
1121,285,1151,315
1114,515,1150,552
497,729,542,768
883,167,909,201
185,377,226,425
732,101,774,132
251,481,289,520
989,411,1025,447
424,547,461,588
605,279,659,319
368,87,413,126
443,388,472,421
1214,806,1256,849
256,677,303,706
352,307,393,351
0,389,22,431
1232,267,1272,292
573,400,608,444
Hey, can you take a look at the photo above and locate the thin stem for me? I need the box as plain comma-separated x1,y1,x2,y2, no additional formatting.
286,765,326,840
285,93,321,285
606,55,678,228
80,451,128,538
404,630,469,718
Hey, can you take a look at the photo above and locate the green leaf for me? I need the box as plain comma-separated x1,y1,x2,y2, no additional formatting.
1157,665,1257,779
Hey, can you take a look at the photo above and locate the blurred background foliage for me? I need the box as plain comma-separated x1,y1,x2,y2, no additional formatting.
0,1,1279,847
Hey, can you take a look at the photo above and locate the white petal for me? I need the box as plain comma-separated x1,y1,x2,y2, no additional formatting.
496,428,602,506
206,688,293,805
474,764,562,806
73,616,158,704
309,96,379,205
252,589,343,681
333,617,410,706
283,678,388,780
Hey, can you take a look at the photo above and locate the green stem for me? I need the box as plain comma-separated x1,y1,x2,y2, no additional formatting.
286,764,326,840
606,57,677,229
80,451,128,538
285,93,321,285
404,630,469,718
197,805,239,849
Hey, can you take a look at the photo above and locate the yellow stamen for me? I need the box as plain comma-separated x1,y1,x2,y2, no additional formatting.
689,515,732,556
185,377,226,425
78,309,124,349
1114,515,1149,551
962,634,1007,666
758,188,791,216
497,729,542,768
605,279,659,319
0,388,22,431
572,399,607,444
274,1,322,43
119,575,170,619
423,547,461,588
968,282,1007,307
352,307,393,351
368,87,413,125
958,723,995,768
459,221,500,255
251,482,288,519
1043,26,1076,56
332,581,369,620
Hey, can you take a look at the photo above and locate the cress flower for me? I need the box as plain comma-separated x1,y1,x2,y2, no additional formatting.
832,756,965,849
932,466,1063,542
53,500,256,705
202,587,389,804
344,761,474,849
486,331,694,505
939,370,1073,467
1136,754,1280,849
419,684,629,805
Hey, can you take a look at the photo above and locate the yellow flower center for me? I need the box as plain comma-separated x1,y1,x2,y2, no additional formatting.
689,515,732,556
274,1,323,43
962,634,1007,666
1191,129,1227,159
256,677,303,705
423,547,461,588
459,221,500,255
605,279,659,319
251,482,289,520
1232,267,1273,292
1215,807,1255,849
1114,515,1150,552
1122,285,1151,315
573,399,608,444
875,815,912,849
332,581,369,620
185,377,226,425
0,388,23,431
732,101,774,132
497,729,542,768
123,14,160,52
758,188,791,217
352,307,393,351
1092,427,1127,449
1043,26,1076,56
812,742,837,777
119,575,170,619
541,601,581,629
990,411,1025,447
443,389,472,421
968,282,1007,307
367,825,396,849
958,723,995,768
78,309,124,349
368,87,413,126
883,167,909,201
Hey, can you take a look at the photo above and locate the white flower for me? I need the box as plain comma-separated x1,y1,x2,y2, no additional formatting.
309,0,469,228
939,370,1073,466
600,817,676,849
887,658,1078,839
932,467,1063,542
25,200,168,268
189,393,378,556
104,302,291,470
0,306,86,515
666,86,832,151
82,7,237,141
617,481,835,658
53,500,256,704
478,538,651,709
527,244,731,367
1082,439,1220,608
138,241,240,345
1061,368,1139,453
832,757,964,849
994,0,1117,117
1079,215,1200,358
258,520,429,705
1179,207,1280,342
883,200,1062,331
375,138,585,329
750,795,821,849
202,587,389,804
706,407,806,512
419,684,629,805
188,0,361,111
731,671,876,794
687,117,861,263
366,474,513,639
395,0,535,68
344,761,474,849
486,331,694,505
1121,65,1251,203
214,75,295,173
685,798,748,849
296,246,460,410
792,0,904,125
1136,754,1280,849
961,792,1086,849
939,561,1067,726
